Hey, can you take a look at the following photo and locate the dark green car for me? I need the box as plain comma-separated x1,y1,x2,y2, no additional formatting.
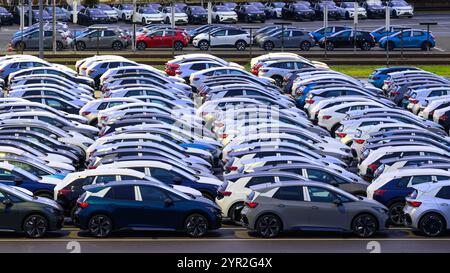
0,185,64,238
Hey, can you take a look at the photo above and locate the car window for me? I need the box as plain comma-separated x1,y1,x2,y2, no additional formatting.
436,176,450,181
150,168,178,181
190,63,206,70
413,31,424,37
436,186,450,200
95,175,117,184
246,176,275,187
139,185,167,202
308,186,338,203
105,185,135,201
410,175,433,185
70,177,95,189
273,186,304,201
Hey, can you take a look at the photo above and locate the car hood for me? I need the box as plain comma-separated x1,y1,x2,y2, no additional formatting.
34,196,63,210
197,176,222,186
40,175,64,185
217,11,236,16
194,195,221,209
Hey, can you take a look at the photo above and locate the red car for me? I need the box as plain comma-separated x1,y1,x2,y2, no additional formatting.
136,29,189,51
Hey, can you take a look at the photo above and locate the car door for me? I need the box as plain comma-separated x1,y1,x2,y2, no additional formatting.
411,31,424,48
270,186,311,229
106,185,142,228
305,186,348,230
400,31,413,47
211,29,228,47
337,30,352,48
137,185,182,229
101,30,116,49
162,30,175,47
150,30,164,47
283,30,296,47
435,186,450,218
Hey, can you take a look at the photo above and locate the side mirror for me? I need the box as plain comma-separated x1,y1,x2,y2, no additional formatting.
333,198,342,206
164,198,173,207
2,198,12,206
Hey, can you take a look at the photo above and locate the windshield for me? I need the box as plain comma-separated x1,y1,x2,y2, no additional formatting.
273,2,285,7
142,8,158,14
0,7,8,12
215,6,231,11
97,4,113,10
89,9,104,15
166,7,183,13
366,0,383,6
294,4,308,10
392,0,409,6
252,2,265,8
246,5,259,12
122,4,133,9
191,6,206,12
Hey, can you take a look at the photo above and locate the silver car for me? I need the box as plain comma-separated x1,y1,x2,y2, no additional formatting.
241,181,389,238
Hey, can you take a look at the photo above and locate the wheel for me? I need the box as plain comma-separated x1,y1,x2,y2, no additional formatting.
122,14,126,21
215,15,220,23
235,40,246,51
345,12,350,20
352,213,378,237
136,41,147,50
388,202,405,225
185,213,208,237
112,41,123,51
228,202,244,223
245,15,250,23
255,214,282,238
142,18,146,25
88,214,113,238
263,41,274,51
360,41,372,51
419,213,445,237
173,41,184,51
272,75,283,87
56,41,63,51
325,42,334,51
392,10,398,18
421,41,432,51
15,41,25,51
23,214,48,238
300,41,311,51
165,17,170,24
198,40,209,51
75,41,86,51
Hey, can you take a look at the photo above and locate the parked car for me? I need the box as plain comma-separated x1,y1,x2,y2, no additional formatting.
159,6,188,25
379,29,435,51
77,8,109,26
192,28,250,51
12,30,68,51
133,7,164,25
0,6,14,25
73,181,222,237
211,5,238,23
136,29,189,51
114,3,133,21
387,0,414,18
183,5,208,24
73,28,130,51
362,0,386,19
313,0,342,20
339,2,367,19
281,3,315,21
319,30,376,51
258,29,316,51
91,3,119,22
264,2,285,18
235,4,266,23
241,181,388,238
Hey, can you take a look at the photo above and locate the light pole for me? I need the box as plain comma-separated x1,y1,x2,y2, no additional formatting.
385,5,390,67
324,5,328,58
132,0,136,52
38,0,44,58
28,0,32,27
52,0,56,53
353,1,358,54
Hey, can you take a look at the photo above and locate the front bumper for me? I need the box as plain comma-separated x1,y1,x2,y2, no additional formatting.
190,15,208,23
219,16,237,23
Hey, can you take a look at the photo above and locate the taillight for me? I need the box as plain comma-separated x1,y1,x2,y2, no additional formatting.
409,99,419,104
440,115,448,121
322,115,332,120
227,166,238,171
406,200,422,207
193,77,199,81
218,190,232,196
220,133,228,139
81,111,91,116
77,201,89,208
390,91,400,95
306,99,315,104
368,163,378,171
336,133,347,138
175,70,182,75
355,139,365,144
87,166,97,169
58,189,71,195
245,201,258,208
374,189,386,196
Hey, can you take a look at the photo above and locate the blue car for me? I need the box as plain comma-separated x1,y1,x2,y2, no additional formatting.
74,181,222,237
368,67,420,88
310,26,351,43
379,29,436,51
370,26,412,42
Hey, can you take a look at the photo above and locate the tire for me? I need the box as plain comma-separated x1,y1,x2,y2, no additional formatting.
235,40,246,51
360,41,372,51
173,41,184,51
388,202,405,225
142,18,146,25
255,214,282,238
198,40,209,51
15,41,25,51
345,12,350,20
325,42,334,51
419,213,445,237
271,75,283,87
263,41,274,51
165,17,170,24
88,214,113,238
228,202,244,223
352,213,378,238
23,214,48,238
421,41,432,51
245,15,250,23
184,213,209,237
136,41,147,51
75,41,86,51
215,15,220,23
300,41,311,51
122,14,125,21
385,41,395,51
112,41,123,51
56,41,63,51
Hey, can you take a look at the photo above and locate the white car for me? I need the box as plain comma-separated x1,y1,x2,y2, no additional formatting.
404,180,450,236
339,2,367,19
251,52,328,70
419,96,450,120
190,67,254,90
192,28,250,51
133,7,164,24
174,61,227,81
257,60,316,86
433,105,450,125
317,101,387,131
308,96,379,120
211,5,238,23
408,87,450,114
160,6,188,25
166,54,244,70
79,98,141,125
388,0,414,18
113,3,134,21
75,55,127,74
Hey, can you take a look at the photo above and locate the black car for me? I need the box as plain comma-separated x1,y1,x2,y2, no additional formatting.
282,3,315,21
314,1,342,20
77,8,108,26
15,8,53,25
0,6,13,25
183,5,208,24
319,29,376,50
0,184,64,238
362,0,386,19
235,5,266,23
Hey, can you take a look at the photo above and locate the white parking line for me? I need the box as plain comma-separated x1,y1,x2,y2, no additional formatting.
0,238,448,242
434,47,446,52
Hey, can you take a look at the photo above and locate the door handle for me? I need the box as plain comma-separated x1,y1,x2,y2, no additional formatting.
311,206,319,210
277,204,285,208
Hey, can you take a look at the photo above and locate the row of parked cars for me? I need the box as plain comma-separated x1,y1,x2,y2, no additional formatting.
1,0,414,26
10,20,435,52
0,52,448,239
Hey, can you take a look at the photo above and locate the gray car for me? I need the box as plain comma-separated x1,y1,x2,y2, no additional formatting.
258,29,316,51
12,30,68,51
241,181,389,238
72,28,130,51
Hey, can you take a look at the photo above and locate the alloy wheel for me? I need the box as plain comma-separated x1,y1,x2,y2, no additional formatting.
235,41,246,51
300,41,311,51
174,41,183,51
389,203,405,225
89,215,112,238
199,41,209,51
24,215,48,238
76,41,86,51
256,215,281,238
185,214,208,237
263,41,274,51
137,41,146,50
420,214,444,237
112,41,123,51
353,214,377,237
